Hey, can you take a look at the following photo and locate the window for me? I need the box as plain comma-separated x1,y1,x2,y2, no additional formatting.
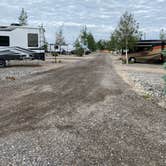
28,33,38,47
133,46,152,53
0,36,10,46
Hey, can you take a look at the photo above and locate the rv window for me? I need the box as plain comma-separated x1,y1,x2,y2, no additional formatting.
0,36,10,46
28,33,38,47
134,46,152,52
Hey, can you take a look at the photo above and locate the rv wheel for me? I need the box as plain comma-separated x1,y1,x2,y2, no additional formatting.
129,57,136,63
0,60,6,67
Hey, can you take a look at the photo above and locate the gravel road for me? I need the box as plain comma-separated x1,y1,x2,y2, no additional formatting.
0,54,166,166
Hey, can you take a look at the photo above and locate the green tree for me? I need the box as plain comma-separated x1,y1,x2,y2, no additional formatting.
96,40,110,50
18,8,28,26
87,32,96,51
75,26,97,55
113,11,140,63
80,26,88,46
117,11,140,49
110,32,117,51
110,30,123,51
97,40,106,50
74,38,84,56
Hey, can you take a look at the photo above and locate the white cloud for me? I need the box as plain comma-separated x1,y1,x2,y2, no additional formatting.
0,0,165,42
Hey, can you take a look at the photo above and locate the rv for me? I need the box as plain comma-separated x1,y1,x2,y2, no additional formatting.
121,40,166,63
0,24,45,67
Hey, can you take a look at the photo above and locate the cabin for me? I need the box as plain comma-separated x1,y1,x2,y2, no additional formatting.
0,24,45,51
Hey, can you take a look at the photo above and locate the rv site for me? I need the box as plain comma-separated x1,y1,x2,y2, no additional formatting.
0,2,166,166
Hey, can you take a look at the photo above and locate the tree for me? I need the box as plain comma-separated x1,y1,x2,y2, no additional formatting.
55,26,66,52
74,26,97,55
80,27,97,52
110,31,119,51
87,32,96,51
113,11,140,63
18,8,28,26
80,26,88,47
74,38,84,56
96,40,110,50
160,29,166,41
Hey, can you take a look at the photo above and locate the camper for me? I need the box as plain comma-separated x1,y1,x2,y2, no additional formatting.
122,40,166,63
0,24,45,67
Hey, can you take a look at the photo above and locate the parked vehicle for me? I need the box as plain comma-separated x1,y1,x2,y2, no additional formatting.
0,47,45,67
70,49,91,55
0,24,45,67
121,40,166,63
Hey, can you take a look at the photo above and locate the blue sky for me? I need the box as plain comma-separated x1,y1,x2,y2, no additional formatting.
0,0,165,44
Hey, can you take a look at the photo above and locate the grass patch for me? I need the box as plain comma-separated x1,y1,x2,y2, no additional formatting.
142,93,151,100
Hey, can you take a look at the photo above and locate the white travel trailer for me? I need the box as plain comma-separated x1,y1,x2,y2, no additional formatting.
0,24,45,50
0,24,46,67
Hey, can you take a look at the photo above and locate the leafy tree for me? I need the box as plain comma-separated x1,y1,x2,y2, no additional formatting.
87,32,96,51
18,8,28,26
96,40,111,50
112,11,140,63
96,40,105,50
110,32,118,51
80,27,97,51
80,26,88,46
74,26,97,55
74,38,84,56
117,11,140,49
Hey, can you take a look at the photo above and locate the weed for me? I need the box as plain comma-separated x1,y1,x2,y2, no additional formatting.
142,94,151,100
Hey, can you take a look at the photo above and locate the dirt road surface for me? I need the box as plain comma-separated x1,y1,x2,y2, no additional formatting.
0,54,166,165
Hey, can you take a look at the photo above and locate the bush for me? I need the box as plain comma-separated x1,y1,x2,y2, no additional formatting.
75,47,84,56
51,52,58,57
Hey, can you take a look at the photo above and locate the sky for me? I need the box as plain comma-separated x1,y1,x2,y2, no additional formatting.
0,0,166,44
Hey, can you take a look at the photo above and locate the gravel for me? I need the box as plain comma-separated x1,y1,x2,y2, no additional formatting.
128,71,165,98
0,56,93,80
111,55,166,107
0,60,45,80
0,55,166,165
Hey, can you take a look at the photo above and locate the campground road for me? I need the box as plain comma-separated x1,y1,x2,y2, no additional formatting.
0,54,166,165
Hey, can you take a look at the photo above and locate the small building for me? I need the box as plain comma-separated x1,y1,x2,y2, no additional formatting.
0,24,45,51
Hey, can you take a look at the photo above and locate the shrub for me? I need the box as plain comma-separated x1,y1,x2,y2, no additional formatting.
75,47,84,57
51,52,58,57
